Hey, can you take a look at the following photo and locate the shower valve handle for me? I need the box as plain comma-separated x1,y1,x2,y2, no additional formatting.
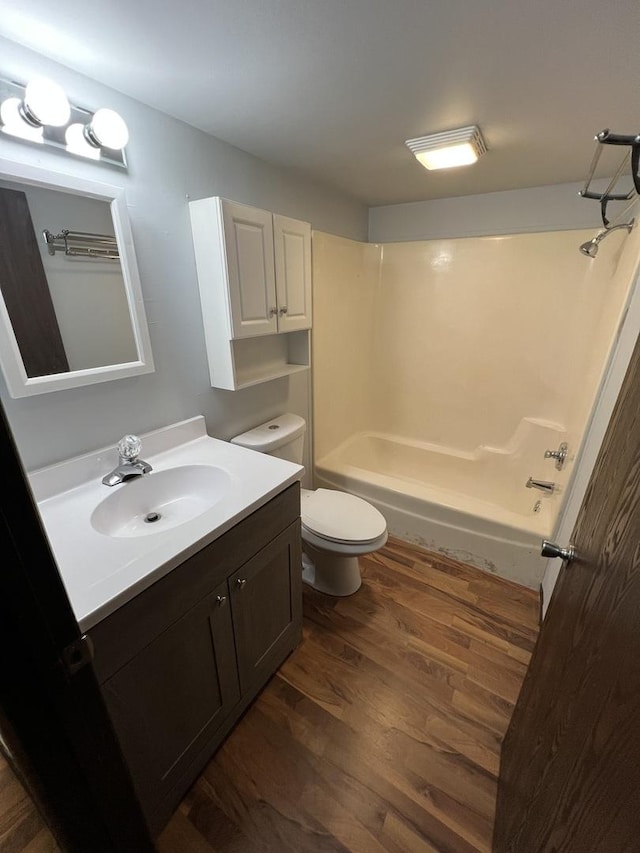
544,442,568,470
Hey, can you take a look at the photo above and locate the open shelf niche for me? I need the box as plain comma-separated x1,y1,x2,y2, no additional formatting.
226,330,309,390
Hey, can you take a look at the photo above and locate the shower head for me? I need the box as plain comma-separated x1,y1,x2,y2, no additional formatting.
579,219,635,259
579,238,600,258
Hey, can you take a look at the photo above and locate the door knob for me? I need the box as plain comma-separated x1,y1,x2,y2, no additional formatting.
279,306,288,315
269,307,278,317
541,540,576,562
216,594,227,606
236,578,247,589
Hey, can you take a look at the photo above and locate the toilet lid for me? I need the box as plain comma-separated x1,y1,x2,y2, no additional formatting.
301,489,387,544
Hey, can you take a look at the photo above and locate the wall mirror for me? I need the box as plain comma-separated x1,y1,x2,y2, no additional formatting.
0,159,154,397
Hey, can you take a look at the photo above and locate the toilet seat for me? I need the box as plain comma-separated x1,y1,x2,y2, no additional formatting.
301,524,388,557
301,488,387,545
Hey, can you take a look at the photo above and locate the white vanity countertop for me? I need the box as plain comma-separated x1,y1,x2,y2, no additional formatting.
29,417,303,631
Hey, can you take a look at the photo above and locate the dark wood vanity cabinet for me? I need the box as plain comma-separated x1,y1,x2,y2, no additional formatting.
230,524,302,694
99,580,240,820
90,483,302,835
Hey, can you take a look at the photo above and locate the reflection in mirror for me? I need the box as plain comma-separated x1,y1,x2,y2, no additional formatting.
0,181,138,376
0,181,138,377
0,160,154,398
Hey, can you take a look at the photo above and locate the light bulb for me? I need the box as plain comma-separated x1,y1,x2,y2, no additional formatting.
0,97,43,142
23,77,70,127
65,123,100,160
86,108,129,150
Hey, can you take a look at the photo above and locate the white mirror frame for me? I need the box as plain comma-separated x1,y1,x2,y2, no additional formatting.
0,158,154,397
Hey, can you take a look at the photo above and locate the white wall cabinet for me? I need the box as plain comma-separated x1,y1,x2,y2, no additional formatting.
221,200,278,339
190,197,312,390
273,214,312,333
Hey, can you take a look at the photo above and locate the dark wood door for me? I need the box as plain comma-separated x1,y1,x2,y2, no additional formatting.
101,580,240,821
494,332,640,851
229,520,302,694
0,187,69,377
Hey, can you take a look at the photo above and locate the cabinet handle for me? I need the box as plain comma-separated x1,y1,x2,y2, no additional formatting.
216,594,227,606
279,306,288,315
269,306,278,316
236,578,247,589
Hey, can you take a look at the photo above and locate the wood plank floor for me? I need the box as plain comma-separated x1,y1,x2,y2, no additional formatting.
158,537,539,853
0,754,58,853
0,537,538,853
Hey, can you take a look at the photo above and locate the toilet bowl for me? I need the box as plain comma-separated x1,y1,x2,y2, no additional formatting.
230,414,388,596
300,487,387,595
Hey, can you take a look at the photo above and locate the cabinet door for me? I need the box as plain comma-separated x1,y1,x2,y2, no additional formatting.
222,200,278,338
229,521,302,694
100,581,239,819
273,214,312,332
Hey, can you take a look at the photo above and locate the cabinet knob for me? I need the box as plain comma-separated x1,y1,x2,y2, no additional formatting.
269,306,278,316
216,594,227,606
236,578,247,589
279,306,288,315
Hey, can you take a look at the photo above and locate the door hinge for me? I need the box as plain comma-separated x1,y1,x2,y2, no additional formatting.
61,634,94,677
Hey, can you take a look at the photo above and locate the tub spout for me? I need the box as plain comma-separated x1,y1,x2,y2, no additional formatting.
526,477,555,494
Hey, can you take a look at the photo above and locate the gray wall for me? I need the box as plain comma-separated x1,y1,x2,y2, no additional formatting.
0,37,368,472
368,181,613,243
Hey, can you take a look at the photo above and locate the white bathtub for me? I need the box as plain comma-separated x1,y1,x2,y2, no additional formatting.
314,424,568,589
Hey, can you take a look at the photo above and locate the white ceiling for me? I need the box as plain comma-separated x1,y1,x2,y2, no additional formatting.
1,0,639,206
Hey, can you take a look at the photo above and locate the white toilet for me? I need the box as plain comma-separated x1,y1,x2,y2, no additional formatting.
231,414,387,596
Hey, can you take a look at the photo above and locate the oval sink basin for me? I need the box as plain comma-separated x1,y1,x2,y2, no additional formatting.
91,465,231,538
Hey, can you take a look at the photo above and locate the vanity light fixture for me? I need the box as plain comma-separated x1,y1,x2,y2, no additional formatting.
406,125,487,170
0,97,44,142
65,123,100,160
20,77,70,127
84,108,129,151
0,76,128,169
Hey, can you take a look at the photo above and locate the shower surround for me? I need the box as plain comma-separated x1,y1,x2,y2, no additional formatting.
312,227,640,587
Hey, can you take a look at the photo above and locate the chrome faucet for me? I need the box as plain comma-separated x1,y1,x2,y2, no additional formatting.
102,435,152,486
526,477,555,494
544,442,568,471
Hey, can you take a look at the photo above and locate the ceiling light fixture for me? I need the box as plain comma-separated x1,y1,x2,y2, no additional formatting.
406,125,487,171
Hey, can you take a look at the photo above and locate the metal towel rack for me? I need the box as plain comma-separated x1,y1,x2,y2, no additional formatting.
42,229,120,260
580,129,640,228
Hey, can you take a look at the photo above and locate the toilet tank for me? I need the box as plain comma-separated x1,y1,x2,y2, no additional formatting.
230,413,306,464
